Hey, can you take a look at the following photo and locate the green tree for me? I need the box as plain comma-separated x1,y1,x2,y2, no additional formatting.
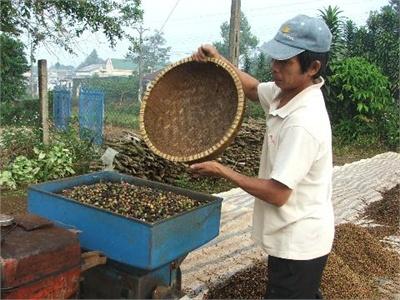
77,50,104,69
213,12,259,63
254,52,272,82
340,1,399,97
127,30,171,73
81,75,138,103
0,0,143,53
343,20,361,57
0,34,29,102
319,5,345,62
363,0,399,96
243,54,252,73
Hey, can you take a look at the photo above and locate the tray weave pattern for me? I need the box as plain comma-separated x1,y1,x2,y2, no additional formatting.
139,57,245,163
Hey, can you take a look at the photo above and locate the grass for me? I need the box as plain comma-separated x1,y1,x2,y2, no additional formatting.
332,137,390,166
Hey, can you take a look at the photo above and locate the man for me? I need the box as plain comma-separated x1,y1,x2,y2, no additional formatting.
190,14,334,299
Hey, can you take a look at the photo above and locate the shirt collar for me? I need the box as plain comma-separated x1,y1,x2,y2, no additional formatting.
269,77,325,118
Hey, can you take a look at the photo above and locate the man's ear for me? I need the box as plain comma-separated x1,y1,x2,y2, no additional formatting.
309,60,321,77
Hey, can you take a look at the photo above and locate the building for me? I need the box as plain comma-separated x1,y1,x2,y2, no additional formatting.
74,58,137,78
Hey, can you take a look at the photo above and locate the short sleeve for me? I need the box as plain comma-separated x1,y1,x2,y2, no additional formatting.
270,126,319,189
257,82,276,113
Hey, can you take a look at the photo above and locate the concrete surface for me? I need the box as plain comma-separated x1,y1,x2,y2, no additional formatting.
181,152,400,298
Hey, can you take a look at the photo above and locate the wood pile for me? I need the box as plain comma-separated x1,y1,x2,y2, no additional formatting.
92,118,265,183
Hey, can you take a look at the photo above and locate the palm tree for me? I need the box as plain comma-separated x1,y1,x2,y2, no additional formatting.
318,5,345,61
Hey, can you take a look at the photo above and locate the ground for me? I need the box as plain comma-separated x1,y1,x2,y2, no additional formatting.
0,150,380,216
1,152,398,299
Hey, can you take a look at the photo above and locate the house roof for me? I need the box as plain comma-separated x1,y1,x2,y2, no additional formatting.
111,59,137,70
76,64,104,72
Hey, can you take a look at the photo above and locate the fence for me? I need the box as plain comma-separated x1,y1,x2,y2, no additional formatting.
78,88,104,145
1,85,141,144
53,87,71,130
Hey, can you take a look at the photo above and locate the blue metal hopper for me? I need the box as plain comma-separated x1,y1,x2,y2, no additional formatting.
28,171,222,270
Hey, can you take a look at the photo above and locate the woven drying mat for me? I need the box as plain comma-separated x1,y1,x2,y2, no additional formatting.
140,57,245,163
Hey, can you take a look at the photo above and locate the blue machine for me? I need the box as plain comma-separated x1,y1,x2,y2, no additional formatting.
27,171,222,298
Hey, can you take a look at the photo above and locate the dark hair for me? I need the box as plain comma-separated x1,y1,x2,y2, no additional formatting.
297,50,329,79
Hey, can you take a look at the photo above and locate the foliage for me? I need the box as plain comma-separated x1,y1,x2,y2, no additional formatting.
0,34,29,102
245,101,265,120
0,98,41,126
327,57,398,148
79,75,139,103
0,120,99,189
0,126,41,161
213,12,259,63
319,6,346,62
53,62,74,71
77,49,104,69
0,0,143,53
105,101,141,128
127,30,171,73
254,52,272,82
328,57,391,117
343,20,364,57
339,1,399,97
50,120,100,174
243,54,252,73
0,143,75,189
363,1,399,96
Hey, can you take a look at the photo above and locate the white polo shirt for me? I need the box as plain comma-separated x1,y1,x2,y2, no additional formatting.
251,77,335,260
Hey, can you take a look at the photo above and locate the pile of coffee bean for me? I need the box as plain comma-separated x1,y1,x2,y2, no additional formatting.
205,261,267,299
363,184,399,240
321,251,378,299
205,223,399,299
60,181,212,223
205,185,399,299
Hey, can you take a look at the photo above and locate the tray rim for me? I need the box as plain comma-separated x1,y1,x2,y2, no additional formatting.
139,56,245,163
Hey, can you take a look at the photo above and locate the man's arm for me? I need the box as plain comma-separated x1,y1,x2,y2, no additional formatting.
192,44,260,102
190,161,292,207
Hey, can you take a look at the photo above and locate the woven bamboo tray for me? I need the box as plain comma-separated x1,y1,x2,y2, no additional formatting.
139,57,245,163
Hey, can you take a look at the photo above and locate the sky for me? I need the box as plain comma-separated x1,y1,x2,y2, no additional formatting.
33,0,389,67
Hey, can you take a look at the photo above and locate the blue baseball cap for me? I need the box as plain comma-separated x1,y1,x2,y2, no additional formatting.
263,15,332,60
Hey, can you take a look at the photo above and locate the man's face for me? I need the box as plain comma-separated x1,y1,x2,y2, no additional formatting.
271,56,314,93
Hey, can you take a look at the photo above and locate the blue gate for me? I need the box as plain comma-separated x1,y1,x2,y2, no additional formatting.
79,88,104,145
53,87,71,130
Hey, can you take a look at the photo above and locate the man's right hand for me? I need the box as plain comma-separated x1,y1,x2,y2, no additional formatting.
192,44,220,62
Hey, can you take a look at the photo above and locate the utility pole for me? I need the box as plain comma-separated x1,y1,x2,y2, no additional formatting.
136,25,149,102
228,0,241,67
28,32,35,97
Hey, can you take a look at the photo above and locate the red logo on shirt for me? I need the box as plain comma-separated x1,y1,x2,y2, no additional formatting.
269,134,276,145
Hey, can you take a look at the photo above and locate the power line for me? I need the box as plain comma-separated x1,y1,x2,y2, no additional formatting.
159,0,181,32
144,0,375,26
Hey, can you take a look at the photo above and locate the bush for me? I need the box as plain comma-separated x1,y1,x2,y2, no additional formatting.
0,99,40,126
326,57,397,148
0,126,41,160
50,119,100,174
0,93,53,126
245,100,265,120
0,120,100,189
0,144,75,189
105,100,141,128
